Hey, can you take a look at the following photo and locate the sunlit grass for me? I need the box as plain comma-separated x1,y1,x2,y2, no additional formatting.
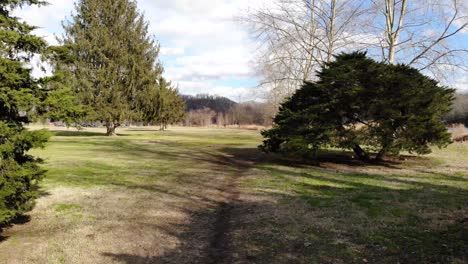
239,141,467,263
1,126,466,263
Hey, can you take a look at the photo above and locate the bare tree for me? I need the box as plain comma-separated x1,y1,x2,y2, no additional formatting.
363,0,467,79
242,0,367,101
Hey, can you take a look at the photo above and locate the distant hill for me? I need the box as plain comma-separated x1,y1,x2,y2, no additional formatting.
181,94,237,113
181,94,273,127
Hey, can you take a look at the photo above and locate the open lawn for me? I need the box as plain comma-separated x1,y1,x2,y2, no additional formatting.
0,127,466,263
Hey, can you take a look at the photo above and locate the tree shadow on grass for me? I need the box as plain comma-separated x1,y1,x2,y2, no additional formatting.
52,130,107,137
0,215,31,242
92,143,467,263
51,130,147,137
213,146,468,263
217,146,404,170
99,198,369,264
0,188,51,243
98,178,467,263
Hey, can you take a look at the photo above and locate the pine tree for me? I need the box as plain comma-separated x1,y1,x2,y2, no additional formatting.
0,0,51,226
61,0,162,136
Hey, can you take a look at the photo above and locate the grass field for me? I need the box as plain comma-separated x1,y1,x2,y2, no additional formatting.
0,127,466,263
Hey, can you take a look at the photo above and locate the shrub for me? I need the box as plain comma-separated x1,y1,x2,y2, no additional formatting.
261,52,454,161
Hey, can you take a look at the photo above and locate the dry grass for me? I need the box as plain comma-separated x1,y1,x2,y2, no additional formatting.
450,124,468,142
0,126,466,263
0,126,259,264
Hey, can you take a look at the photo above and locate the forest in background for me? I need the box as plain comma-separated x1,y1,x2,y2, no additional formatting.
181,94,274,127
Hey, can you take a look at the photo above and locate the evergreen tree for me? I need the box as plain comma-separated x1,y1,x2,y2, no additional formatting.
61,0,162,135
160,82,186,130
261,52,454,161
0,0,51,226
141,78,185,130
41,46,86,126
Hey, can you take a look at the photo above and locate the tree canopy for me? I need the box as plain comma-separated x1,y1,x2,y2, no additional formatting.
261,52,455,161
0,0,51,226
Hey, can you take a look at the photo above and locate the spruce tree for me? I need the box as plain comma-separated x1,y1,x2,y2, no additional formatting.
41,46,86,126
0,0,51,225
155,78,185,130
61,0,162,135
140,78,186,130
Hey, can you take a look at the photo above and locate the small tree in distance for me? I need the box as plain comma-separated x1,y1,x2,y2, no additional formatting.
140,78,186,130
261,52,454,162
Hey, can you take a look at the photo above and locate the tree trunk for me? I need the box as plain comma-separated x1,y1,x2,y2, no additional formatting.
106,123,118,136
353,144,370,162
326,0,337,63
384,0,407,64
375,149,386,161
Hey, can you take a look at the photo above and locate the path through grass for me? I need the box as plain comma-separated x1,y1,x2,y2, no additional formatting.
0,127,466,263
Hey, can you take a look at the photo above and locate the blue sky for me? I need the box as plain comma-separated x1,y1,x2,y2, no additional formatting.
16,0,468,100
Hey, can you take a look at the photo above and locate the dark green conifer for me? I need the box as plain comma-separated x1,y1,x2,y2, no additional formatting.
0,0,51,225
261,52,454,161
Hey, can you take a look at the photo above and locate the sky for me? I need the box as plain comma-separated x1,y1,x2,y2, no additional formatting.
15,0,468,100
16,0,268,101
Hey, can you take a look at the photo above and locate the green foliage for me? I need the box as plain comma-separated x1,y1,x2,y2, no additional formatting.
0,0,51,226
140,78,186,129
261,52,454,161
60,0,164,135
182,94,236,113
39,46,86,126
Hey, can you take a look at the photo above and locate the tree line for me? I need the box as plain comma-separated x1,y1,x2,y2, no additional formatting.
445,93,468,127
181,95,274,127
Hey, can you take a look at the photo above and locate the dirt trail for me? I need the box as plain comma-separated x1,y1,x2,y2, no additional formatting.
205,154,256,264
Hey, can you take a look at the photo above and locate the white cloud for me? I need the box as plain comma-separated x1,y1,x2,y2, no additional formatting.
165,47,255,81
453,76,468,93
13,0,76,46
176,80,256,102
14,0,467,97
160,47,185,56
